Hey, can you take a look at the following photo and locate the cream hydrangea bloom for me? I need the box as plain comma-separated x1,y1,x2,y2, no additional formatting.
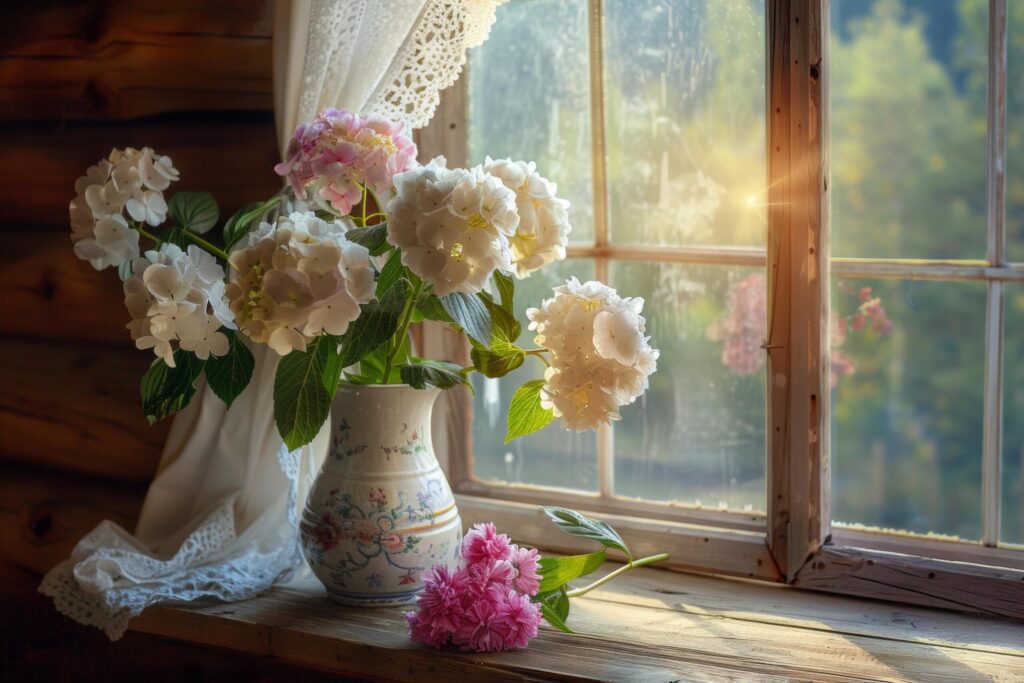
527,278,658,431
226,211,375,355
386,157,519,296
479,157,571,278
70,147,179,270
123,244,235,367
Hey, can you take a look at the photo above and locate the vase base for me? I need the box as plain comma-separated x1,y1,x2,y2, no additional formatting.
326,588,421,607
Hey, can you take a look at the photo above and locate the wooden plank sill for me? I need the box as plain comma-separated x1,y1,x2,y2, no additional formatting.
130,564,1024,682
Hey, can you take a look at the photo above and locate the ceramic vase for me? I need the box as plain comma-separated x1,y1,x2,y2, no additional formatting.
299,384,462,606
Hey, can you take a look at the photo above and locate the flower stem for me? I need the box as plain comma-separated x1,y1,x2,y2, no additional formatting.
382,280,424,382
136,225,161,245
182,230,231,261
564,553,669,599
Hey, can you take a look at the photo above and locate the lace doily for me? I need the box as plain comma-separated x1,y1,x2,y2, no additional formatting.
39,445,313,641
297,0,505,130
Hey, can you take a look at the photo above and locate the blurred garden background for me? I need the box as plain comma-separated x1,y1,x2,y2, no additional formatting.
466,0,1023,545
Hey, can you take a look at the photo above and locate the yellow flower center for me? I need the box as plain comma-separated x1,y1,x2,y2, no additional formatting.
582,298,602,313
466,213,489,231
450,242,465,260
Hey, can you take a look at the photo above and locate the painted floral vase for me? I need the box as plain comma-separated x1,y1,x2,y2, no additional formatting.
299,384,462,606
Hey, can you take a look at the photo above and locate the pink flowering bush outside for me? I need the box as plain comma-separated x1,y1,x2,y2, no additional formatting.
275,108,418,215
406,509,669,653
709,274,892,386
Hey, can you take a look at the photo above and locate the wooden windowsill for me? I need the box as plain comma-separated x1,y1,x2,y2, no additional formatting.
129,563,1024,681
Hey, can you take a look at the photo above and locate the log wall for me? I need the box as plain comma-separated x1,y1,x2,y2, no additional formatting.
0,0,280,580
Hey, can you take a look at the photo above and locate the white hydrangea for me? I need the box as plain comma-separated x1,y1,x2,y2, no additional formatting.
226,211,375,355
479,156,571,278
386,157,519,296
527,278,659,431
124,244,235,367
70,147,179,270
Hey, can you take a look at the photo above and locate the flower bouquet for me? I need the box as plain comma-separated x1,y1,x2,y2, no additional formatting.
69,107,659,450
68,108,666,645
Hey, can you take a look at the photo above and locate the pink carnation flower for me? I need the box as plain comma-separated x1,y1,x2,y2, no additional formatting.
275,108,418,215
465,558,517,598
509,545,541,596
452,596,506,652
495,589,542,650
461,522,514,564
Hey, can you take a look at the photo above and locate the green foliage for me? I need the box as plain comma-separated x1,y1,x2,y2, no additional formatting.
536,550,606,593
168,191,219,235
273,334,343,450
375,250,404,299
542,507,631,560
140,350,206,424
415,293,455,324
504,379,554,443
156,226,190,249
439,292,492,345
204,330,255,409
536,587,572,633
493,269,515,309
398,359,469,391
223,197,279,250
346,224,390,256
338,280,408,368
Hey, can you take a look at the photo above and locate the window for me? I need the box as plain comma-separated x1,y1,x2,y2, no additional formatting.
418,0,1024,617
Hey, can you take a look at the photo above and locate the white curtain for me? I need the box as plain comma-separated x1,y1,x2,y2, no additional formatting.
40,0,503,640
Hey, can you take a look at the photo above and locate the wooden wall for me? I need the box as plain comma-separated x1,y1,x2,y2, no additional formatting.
0,0,281,588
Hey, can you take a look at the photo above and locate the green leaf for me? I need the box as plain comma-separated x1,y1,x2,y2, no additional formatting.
482,294,522,343
140,349,206,424
346,224,389,256
203,330,255,409
535,586,573,633
399,360,469,390
493,269,515,310
168,191,219,235
375,249,404,300
157,226,189,249
357,338,405,383
223,197,278,250
273,334,342,450
415,293,454,324
338,281,407,368
504,379,555,443
542,507,632,561
537,550,607,593
470,338,525,378
440,292,492,345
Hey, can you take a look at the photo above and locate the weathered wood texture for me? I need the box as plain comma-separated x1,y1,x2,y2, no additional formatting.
0,1,274,121
765,0,830,581
128,564,1024,682
0,339,166,482
795,545,1024,620
0,465,146,575
0,114,283,231
1,562,341,682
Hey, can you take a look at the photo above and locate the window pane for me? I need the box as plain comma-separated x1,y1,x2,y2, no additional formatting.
1003,284,1024,545
604,0,767,247
611,261,766,511
1007,0,1024,263
471,260,597,491
468,0,594,243
830,0,988,260
831,277,986,540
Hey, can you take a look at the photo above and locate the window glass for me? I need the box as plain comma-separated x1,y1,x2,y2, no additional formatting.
1003,284,1024,545
471,260,598,491
611,262,766,510
1006,0,1024,263
831,277,986,540
468,0,594,244
604,0,766,247
830,0,988,260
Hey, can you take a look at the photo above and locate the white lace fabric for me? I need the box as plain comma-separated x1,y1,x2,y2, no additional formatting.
40,0,503,641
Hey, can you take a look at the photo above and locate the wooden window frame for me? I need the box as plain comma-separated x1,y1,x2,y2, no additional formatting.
417,0,1024,618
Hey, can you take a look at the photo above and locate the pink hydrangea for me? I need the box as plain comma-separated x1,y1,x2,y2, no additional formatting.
509,546,541,596
406,522,545,652
461,522,514,564
275,108,418,215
